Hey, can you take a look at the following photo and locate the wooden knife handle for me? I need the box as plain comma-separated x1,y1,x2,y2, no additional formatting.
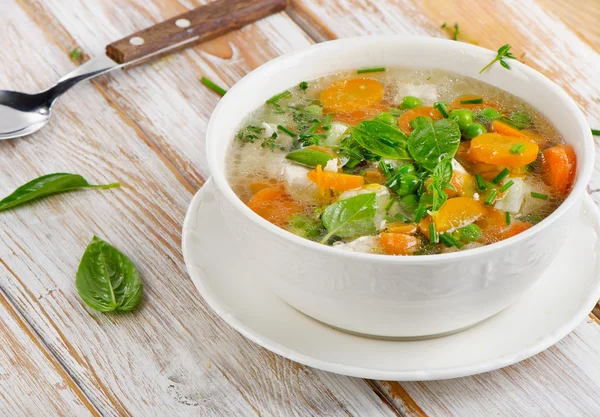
106,0,288,64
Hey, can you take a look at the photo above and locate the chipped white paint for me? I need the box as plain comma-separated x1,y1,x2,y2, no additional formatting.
176,18,191,28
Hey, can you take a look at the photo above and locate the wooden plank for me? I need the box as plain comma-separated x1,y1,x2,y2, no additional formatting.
290,0,600,415
1,1,401,415
290,0,600,191
0,287,99,417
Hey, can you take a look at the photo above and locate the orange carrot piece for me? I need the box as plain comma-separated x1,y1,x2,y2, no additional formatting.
469,133,539,166
449,95,496,111
306,165,365,195
379,232,420,255
542,144,577,194
334,103,388,125
491,120,523,138
397,106,443,134
249,181,272,195
247,186,304,227
477,207,532,243
433,197,487,232
320,78,384,113
387,222,418,234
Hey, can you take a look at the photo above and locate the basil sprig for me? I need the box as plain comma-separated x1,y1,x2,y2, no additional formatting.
352,120,410,160
76,236,143,312
320,193,377,243
408,117,461,171
0,173,119,212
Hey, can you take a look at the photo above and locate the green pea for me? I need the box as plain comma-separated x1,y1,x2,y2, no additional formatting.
420,193,434,206
374,112,397,125
449,109,474,130
463,123,487,139
400,194,419,214
397,163,416,175
401,96,422,110
397,174,421,196
457,224,482,242
510,111,533,127
477,108,501,123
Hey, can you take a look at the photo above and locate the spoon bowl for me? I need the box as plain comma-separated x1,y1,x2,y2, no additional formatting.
0,90,52,139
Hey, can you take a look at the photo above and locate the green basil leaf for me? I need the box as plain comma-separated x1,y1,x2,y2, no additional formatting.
0,173,120,212
408,117,461,171
429,158,454,212
320,193,377,243
76,236,143,312
352,120,410,160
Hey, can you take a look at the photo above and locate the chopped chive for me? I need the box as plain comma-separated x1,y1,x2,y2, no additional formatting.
505,211,511,225
499,180,514,193
460,98,483,104
530,192,549,200
322,114,334,131
429,223,439,244
434,102,449,118
378,160,392,177
299,81,308,90
509,143,526,155
439,233,462,248
492,168,510,184
499,117,524,130
394,212,411,222
277,125,297,138
200,77,227,96
484,189,497,205
385,198,396,212
307,120,322,133
266,90,291,104
475,174,487,191
357,66,386,74
413,204,427,223
592,129,600,136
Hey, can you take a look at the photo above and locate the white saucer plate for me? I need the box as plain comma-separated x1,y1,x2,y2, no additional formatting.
182,179,600,381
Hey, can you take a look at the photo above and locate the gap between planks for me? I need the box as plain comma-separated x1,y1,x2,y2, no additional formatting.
11,1,412,416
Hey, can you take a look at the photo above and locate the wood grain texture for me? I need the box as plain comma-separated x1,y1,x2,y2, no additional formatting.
1,1,399,416
0,289,99,417
106,0,288,63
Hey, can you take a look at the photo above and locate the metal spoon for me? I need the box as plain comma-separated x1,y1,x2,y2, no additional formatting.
0,0,287,140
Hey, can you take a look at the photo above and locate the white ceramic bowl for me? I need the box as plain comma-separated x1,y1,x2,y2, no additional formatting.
206,36,594,338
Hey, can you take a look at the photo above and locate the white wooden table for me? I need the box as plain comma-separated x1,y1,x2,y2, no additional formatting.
1,0,599,415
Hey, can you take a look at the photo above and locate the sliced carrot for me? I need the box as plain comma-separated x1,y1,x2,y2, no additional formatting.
450,95,496,111
477,207,532,243
433,197,487,232
450,171,477,197
320,78,384,113
491,121,547,145
364,169,385,184
542,144,577,194
306,164,365,195
334,103,388,125
397,106,443,134
249,181,272,195
387,222,418,234
502,222,533,239
469,133,539,166
247,186,305,227
379,232,420,255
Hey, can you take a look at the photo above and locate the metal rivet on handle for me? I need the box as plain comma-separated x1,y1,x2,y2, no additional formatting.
130,37,145,46
176,19,191,28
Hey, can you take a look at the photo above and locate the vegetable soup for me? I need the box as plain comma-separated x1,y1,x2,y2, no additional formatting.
226,68,576,256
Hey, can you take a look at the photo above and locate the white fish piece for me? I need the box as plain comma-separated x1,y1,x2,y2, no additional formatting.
261,122,277,138
324,158,339,172
283,165,320,203
323,123,349,147
338,184,391,230
333,236,380,253
494,177,527,213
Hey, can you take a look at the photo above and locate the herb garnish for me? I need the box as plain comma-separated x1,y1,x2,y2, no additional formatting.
531,192,549,200
266,90,292,113
509,143,526,155
505,211,511,225
357,67,386,74
277,125,297,138
352,121,410,160
408,117,461,171
200,76,227,96
429,158,454,211
592,129,600,136
433,102,450,118
474,174,487,191
0,173,119,212
500,180,514,193
237,125,265,144
320,193,377,243
69,47,83,63
439,232,462,248
479,44,516,74
441,23,479,44
299,81,309,90
460,98,483,105
492,168,510,184
76,236,143,312
429,222,439,244
484,189,497,205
